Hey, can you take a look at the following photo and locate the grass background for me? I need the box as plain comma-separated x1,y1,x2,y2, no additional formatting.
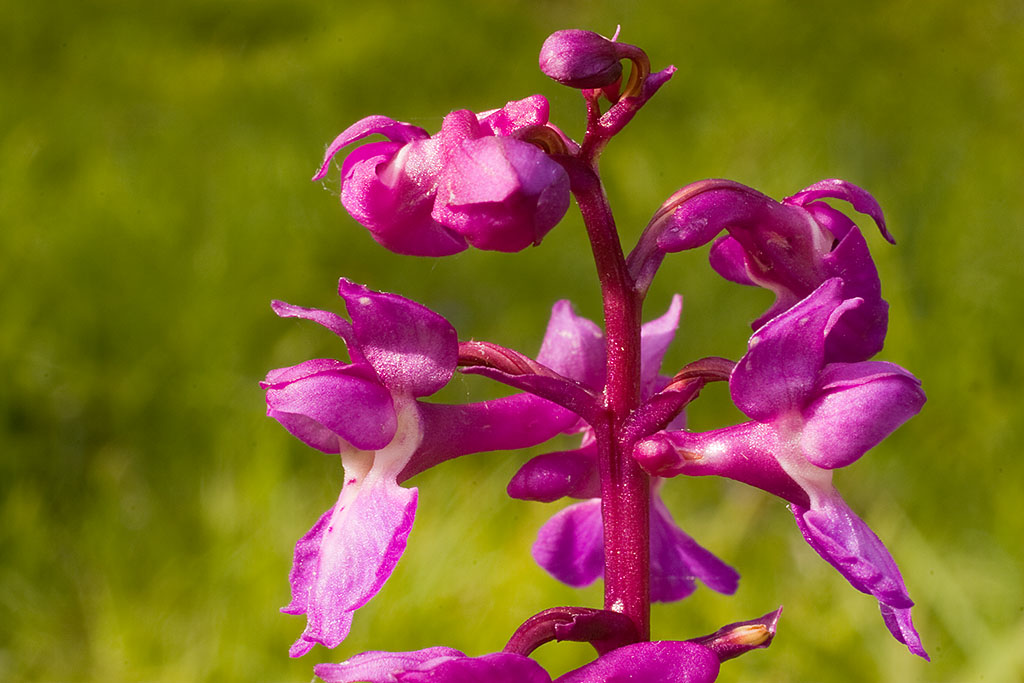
2,0,1022,680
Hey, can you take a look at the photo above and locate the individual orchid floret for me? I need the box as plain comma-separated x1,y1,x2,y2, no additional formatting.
628,179,892,362
633,279,928,659
263,280,576,657
506,297,739,601
312,96,572,256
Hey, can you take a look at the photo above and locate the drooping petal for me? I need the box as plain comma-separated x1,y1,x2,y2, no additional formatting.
262,359,396,452
791,493,926,659
800,361,926,469
400,394,578,481
507,445,600,502
284,402,423,656
536,300,606,391
650,496,739,601
532,499,605,588
314,648,465,683
639,294,683,394
312,115,430,181
880,604,930,661
730,279,856,421
337,279,458,397
283,466,417,656
554,640,720,683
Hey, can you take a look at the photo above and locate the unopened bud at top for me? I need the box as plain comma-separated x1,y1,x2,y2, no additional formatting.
539,30,624,88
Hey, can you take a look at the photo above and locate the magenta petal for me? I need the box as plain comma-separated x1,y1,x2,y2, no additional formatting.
785,178,893,244
314,648,465,683
555,641,719,683
880,604,930,661
532,499,604,588
433,136,569,252
271,301,358,356
536,300,606,391
639,295,683,394
801,361,926,469
478,94,551,135
793,498,922,648
399,652,553,683
532,491,738,601
650,496,739,601
340,141,466,257
730,278,853,421
262,359,397,452
342,137,468,257
284,467,418,655
337,279,458,397
792,495,924,658
508,446,600,502
708,235,755,286
819,225,888,362
312,115,430,181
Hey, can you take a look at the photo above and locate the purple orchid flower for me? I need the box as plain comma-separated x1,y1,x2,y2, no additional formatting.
633,278,928,659
506,297,739,601
629,179,892,362
262,280,576,657
313,608,781,683
312,96,572,256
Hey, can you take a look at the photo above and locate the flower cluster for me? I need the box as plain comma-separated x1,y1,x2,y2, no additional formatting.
264,27,928,681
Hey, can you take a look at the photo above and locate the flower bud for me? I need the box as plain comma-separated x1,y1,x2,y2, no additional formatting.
539,29,623,88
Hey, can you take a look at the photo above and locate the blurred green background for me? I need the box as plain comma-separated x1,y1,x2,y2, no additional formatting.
2,0,1022,680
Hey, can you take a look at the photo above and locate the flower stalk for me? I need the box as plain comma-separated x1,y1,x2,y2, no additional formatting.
567,161,651,639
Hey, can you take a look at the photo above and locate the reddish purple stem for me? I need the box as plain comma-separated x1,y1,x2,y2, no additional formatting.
567,161,650,641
